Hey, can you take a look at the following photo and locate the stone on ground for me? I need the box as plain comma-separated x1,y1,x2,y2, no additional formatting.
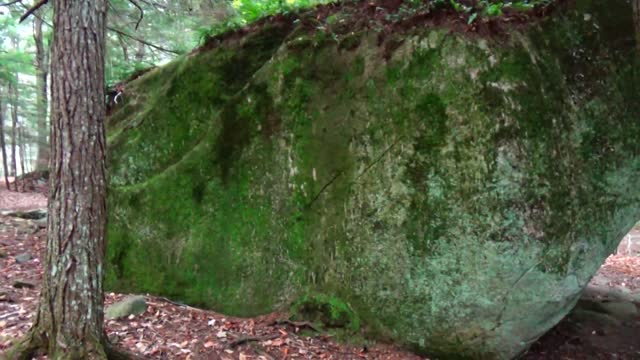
106,295,148,320
14,253,32,264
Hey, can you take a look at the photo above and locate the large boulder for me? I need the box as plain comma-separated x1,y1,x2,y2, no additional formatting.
105,1,640,358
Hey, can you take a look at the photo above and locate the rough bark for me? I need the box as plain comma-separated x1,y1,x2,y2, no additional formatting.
0,87,10,190
1,0,136,359
37,0,109,354
33,13,49,171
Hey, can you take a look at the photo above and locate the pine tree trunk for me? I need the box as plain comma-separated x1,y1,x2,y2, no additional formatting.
36,0,110,355
18,125,27,191
4,0,113,358
0,87,10,190
34,14,49,172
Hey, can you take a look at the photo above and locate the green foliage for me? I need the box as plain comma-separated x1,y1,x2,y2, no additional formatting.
464,0,556,23
196,0,559,44
197,0,334,44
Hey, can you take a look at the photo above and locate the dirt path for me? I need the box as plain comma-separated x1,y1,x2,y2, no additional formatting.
1,189,639,359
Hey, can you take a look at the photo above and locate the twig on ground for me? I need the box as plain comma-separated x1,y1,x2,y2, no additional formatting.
270,319,321,332
229,333,279,348
153,296,208,312
250,344,276,360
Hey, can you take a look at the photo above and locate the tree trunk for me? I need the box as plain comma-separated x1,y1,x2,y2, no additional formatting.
117,34,130,62
0,87,10,190
2,0,132,359
36,0,109,354
9,81,18,188
34,13,50,172
18,124,27,191
134,41,145,63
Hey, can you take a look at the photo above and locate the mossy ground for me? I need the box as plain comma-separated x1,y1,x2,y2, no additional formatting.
106,0,640,358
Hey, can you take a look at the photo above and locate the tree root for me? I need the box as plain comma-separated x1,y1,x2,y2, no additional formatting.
1,331,146,360
1,330,44,360
105,343,148,360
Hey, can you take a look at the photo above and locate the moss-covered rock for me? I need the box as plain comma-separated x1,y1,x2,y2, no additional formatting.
106,1,640,358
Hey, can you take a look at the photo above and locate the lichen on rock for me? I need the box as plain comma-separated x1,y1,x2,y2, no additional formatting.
106,0,640,358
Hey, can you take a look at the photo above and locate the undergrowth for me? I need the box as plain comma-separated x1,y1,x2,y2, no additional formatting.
197,0,558,44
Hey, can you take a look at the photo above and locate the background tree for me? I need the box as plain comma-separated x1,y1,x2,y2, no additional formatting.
8,79,17,181
0,9,37,184
33,10,49,170
0,85,9,190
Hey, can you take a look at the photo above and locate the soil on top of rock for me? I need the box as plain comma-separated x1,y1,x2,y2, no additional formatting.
196,0,567,55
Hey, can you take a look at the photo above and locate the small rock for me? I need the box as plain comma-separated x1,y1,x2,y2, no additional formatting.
0,250,6,258
13,280,35,289
14,253,32,264
6,209,47,220
105,295,147,320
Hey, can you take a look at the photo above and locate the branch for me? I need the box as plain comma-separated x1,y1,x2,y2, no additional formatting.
19,0,47,23
127,0,143,30
0,0,22,7
107,26,182,55
17,0,51,27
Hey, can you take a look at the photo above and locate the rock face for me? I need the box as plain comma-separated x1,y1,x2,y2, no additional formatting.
106,1,640,358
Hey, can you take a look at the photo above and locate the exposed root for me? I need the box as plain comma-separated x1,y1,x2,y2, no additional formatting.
1,331,146,360
105,343,148,360
1,330,44,360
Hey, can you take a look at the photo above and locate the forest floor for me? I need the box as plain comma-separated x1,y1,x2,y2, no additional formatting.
1,184,639,360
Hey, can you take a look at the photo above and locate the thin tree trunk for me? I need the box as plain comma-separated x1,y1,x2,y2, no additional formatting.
34,13,49,171
117,34,129,62
134,41,145,63
18,124,27,191
0,87,10,190
24,140,31,174
9,81,18,188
